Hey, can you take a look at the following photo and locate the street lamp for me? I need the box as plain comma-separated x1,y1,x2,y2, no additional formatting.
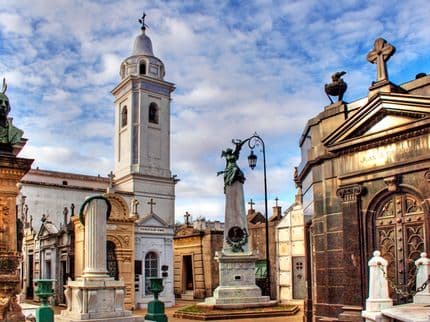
233,133,270,298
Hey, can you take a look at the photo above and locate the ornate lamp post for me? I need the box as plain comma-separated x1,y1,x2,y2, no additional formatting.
232,133,270,298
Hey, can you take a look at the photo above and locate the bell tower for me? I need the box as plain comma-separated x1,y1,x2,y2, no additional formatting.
111,14,176,225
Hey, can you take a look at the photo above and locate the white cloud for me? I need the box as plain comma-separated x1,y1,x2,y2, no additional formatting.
2,0,430,221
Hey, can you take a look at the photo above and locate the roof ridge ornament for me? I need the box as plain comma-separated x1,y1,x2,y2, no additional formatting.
367,38,396,83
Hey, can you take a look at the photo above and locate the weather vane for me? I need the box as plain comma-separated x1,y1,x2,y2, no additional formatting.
138,12,148,30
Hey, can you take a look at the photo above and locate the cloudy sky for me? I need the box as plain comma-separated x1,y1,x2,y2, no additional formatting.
1,0,429,222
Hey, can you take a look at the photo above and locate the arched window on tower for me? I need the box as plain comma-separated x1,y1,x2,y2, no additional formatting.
139,61,146,75
121,106,128,128
144,251,158,295
148,103,159,124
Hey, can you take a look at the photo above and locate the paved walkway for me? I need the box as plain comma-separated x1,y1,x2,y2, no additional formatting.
44,299,303,321
134,300,304,322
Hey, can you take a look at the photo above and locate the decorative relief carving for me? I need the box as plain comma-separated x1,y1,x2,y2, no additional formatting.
425,169,430,182
336,185,363,202
384,175,399,192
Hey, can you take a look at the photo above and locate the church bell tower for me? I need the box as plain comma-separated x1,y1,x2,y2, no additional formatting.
111,14,176,225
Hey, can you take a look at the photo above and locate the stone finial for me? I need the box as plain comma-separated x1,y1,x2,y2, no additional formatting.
367,38,396,83
324,71,347,104
131,197,139,216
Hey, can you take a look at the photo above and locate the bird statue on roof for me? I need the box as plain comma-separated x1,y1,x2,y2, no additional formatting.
324,71,347,104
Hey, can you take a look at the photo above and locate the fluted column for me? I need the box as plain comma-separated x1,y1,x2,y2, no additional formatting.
83,198,109,277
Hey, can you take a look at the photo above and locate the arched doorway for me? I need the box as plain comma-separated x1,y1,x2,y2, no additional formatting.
107,240,119,280
370,191,427,303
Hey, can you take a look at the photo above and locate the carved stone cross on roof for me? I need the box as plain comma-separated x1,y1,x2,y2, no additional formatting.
367,38,396,83
147,198,156,214
248,199,255,210
184,211,191,225
107,171,115,188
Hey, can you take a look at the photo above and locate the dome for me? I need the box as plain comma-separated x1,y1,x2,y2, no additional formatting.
132,29,154,56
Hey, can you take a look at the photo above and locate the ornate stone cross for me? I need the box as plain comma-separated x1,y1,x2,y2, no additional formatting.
248,199,255,210
184,211,191,225
147,198,156,214
367,38,396,83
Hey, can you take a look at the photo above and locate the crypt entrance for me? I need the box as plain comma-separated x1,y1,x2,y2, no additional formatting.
366,189,428,303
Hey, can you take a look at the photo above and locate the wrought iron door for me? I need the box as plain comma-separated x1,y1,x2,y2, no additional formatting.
375,193,425,302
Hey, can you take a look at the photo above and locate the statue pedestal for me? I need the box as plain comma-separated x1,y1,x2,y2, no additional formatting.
201,252,275,309
56,276,143,322
0,151,33,321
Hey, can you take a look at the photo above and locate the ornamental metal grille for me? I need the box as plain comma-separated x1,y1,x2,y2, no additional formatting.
375,193,425,303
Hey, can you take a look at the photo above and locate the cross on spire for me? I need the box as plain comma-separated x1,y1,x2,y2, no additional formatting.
138,11,148,30
248,199,255,210
184,211,191,225
275,197,279,207
147,198,156,214
367,38,396,83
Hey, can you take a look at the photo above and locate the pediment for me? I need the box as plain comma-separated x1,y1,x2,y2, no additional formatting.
37,221,58,239
136,212,169,228
175,226,198,237
323,93,430,151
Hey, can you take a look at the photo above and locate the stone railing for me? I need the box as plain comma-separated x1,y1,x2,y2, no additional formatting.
362,251,430,322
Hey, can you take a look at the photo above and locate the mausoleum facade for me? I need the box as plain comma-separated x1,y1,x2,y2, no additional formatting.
296,38,430,321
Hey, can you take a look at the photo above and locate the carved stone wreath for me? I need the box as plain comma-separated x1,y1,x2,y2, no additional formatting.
226,226,248,252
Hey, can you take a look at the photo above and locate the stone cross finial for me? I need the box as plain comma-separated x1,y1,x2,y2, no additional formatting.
147,198,156,214
184,211,191,225
107,171,115,188
367,38,396,83
248,199,255,210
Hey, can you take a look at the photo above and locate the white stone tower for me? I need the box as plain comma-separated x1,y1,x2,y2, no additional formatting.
111,15,176,226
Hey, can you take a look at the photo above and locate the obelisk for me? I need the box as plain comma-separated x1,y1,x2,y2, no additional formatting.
202,141,273,308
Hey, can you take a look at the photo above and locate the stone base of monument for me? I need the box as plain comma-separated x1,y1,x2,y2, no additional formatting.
199,252,276,309
56,276,145,322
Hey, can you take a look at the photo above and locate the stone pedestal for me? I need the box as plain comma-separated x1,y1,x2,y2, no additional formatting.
0,151,33,321
203,252,273,308
57,197,144,322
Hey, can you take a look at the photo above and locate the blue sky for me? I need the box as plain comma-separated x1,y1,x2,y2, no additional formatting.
1,0,430,222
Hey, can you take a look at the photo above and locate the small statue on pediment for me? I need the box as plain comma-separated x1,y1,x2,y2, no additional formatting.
0,78,23,148
324,71,347,104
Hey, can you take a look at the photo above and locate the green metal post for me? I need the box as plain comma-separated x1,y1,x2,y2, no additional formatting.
144,277,167,322
35,279,55,322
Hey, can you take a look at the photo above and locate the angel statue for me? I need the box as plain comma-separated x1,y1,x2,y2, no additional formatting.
217,141,246,192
